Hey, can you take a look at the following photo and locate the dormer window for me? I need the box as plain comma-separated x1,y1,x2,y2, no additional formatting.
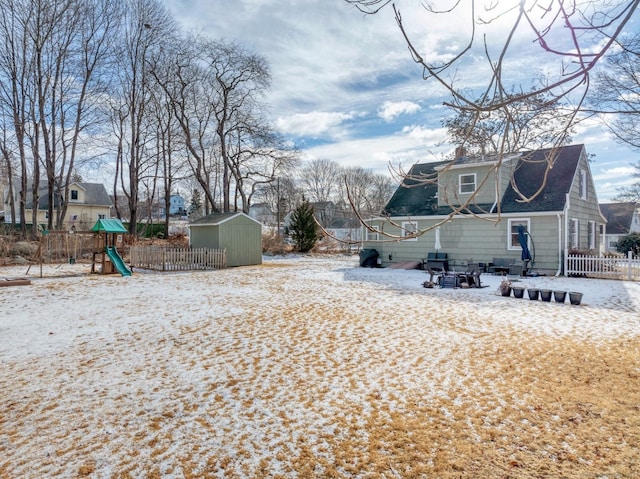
71,189,78,200
459,173,476,194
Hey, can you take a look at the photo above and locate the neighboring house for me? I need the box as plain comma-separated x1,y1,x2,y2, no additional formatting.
599,202,640,252
361,144,605,275
189,212,262,267
323,214,363,243
3,180,112,231
249,202,276,225
158,194,186,216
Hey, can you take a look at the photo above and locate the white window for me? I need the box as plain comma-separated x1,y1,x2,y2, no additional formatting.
570,218,579,249
366,226,379,241
507,218,530,251
97,213,106,220
588,221,596,249
459,173,476,194
71,189,79,200
579,169,588,200
402,221,418,241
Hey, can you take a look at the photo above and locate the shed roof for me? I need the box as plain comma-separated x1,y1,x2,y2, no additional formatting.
189,212,262,227
91,218,128,233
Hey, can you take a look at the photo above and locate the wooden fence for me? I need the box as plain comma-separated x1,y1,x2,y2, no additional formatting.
566,251,640,280
129,246,226,271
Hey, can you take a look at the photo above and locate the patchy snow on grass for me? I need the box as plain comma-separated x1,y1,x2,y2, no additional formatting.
1,255,639,478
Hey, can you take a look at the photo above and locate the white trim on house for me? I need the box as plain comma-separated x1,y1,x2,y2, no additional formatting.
507,218,531,251
458,173,476,195
401,221,418,241
570,218,579,249
588,220,596,249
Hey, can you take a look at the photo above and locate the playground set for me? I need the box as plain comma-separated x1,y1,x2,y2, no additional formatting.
89,219,132,276
23,218,132,277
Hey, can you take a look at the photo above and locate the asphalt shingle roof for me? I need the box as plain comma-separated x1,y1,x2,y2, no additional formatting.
500,144,583,213
599,202,637,234
382,144,585,217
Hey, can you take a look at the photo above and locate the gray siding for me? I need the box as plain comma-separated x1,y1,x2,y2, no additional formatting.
364,214,563,273
565,152,604,251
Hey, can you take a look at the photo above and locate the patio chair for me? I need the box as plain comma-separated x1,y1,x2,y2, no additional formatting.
427,267,443,285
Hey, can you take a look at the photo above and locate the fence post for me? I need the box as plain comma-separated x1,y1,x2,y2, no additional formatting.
629,250,633,281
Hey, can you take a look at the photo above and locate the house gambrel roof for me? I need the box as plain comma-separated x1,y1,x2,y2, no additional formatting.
383,144,586,217
599,202,637,235
500,144,584,213
382,160,450,216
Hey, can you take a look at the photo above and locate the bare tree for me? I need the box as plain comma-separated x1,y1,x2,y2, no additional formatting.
0,0,35,237
110,0,175,235
154,37,296,215
344,0,639,238
591,34,640,201
594,33,640,146
30,0,120,230
298,158,342,203
443,90,575,157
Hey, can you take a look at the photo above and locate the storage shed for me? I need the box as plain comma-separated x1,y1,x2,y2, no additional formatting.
189,212,262,267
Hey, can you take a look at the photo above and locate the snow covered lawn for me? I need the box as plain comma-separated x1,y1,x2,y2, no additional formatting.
1,255,639,478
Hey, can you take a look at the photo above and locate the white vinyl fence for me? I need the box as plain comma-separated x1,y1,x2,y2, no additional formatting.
130,246,226,271
566,251,640,280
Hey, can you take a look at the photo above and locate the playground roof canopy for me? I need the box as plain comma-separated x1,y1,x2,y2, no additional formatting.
91,218,128,233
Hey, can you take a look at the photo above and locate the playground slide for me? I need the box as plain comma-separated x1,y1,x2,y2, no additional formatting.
106,246,132,276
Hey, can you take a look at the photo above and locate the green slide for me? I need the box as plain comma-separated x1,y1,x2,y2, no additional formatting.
105,246,132,276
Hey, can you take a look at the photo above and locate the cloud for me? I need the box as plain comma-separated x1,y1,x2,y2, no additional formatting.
377,101,421,122
275,111,358,139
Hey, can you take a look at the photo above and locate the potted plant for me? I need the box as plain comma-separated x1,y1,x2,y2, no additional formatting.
499,278,512,297
539,289,553,302
512,285,525,298
554,290,567,303
527,288,539,300
569,291,583,305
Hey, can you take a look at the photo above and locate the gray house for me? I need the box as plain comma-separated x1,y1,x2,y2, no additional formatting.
599,202,640,252
189,212,262,267
361,144,606,275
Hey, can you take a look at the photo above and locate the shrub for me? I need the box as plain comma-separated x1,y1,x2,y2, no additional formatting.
616,233,640,255
288,198,319,253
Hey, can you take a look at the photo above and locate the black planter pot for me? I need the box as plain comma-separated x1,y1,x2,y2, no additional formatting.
527,288,539,300
569,291,583,305
554,291,567,303
512,287,525,299
500,287,511,297
539,289,552,302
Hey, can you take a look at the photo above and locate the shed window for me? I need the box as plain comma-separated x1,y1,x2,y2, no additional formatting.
71,189,78,200
459,174,476,194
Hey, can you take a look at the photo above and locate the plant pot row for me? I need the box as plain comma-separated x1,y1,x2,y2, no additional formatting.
507,286,583,305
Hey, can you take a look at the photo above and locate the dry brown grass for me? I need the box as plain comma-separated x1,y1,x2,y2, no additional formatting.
0,258,638,478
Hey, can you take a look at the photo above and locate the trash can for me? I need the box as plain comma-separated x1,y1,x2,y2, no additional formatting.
359,249,379,267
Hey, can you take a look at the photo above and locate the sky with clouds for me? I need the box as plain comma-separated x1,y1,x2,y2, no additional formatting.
163,0,640,202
